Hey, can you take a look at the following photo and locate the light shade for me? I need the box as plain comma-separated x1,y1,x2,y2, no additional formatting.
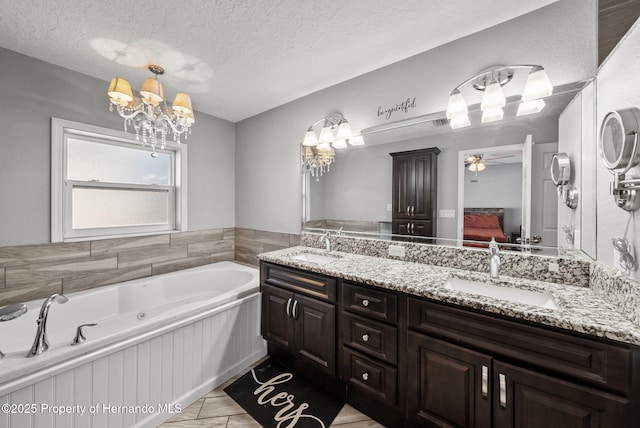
469,162,486,172
517,99,546,116
140,78,164,106
332,139,347,149
303,128,318,146
172,93,193,115
318,126,335,144
480,81,506,112
481,107,504,123
446,90,468,119
449,113,471,129
107,78,134,106
349,135,365,146
335,121,353,140
522,68,553,102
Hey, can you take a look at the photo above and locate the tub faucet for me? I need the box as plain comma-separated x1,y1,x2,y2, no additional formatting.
0,303,28,360
27,294,69,358
489,237,500,279
321,230,332,252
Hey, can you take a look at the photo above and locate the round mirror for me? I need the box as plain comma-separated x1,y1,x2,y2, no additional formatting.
550,153,571,186
599,108,640,173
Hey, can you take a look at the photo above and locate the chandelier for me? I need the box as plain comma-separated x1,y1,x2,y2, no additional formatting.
107,64,195,155
301,112,364,179
446,65,553,129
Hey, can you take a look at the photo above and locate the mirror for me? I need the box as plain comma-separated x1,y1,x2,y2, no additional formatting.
302,84,588,254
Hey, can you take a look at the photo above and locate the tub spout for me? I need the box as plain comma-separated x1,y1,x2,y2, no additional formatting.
0,303,28,360
27,294,69,358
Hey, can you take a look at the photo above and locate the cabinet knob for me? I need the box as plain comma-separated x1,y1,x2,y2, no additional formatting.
362,334,369,342
362,372,369,381
362,299,369,307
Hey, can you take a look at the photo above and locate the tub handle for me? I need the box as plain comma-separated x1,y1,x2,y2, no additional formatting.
286,298,292,318
71,323,97,346
292,300,299,320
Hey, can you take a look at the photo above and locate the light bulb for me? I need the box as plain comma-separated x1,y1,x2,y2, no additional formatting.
449,113,471,129
348,135,365,146
332,139,347,149
517,99,546,116
522,68,553,102
481,107,504,123
303,128,318,146
446,90,467,119
481,81,506,112
335,121,352,140
318,126,334,144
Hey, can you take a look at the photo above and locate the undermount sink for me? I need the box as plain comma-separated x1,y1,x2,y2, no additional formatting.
444,277,559,310
290,252,341,265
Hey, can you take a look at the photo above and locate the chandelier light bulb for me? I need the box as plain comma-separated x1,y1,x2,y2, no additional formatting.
139,78,164,106
108,78,134,106
481,107,504,123
522,68,553,102
480,81,506,112
517,99,546,116
446,90,468,119
303,128,319,146
335,120,353,140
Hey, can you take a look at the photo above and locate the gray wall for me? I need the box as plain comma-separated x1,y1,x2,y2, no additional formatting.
0,47,235,246
596,19,640,278
235,0,596,235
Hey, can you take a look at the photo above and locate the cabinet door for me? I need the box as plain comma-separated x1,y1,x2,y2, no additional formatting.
261,284,294,353
407,332,492,428
392,156,413,219
493,361,630,428
294,293,336,376
413,154,436,220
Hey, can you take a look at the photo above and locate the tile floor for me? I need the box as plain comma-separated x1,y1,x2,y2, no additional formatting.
158,358,384,428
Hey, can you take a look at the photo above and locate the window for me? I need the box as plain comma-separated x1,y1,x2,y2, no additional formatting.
52,118,187,242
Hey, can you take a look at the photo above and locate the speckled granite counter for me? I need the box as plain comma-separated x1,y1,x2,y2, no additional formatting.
258,246,640,346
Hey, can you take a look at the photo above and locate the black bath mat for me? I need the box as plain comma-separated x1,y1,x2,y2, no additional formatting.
224,358,343,427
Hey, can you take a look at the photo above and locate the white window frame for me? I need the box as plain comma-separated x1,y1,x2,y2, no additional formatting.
51,118,188,242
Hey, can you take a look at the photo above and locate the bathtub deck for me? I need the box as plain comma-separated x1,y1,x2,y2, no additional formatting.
159,357,383,428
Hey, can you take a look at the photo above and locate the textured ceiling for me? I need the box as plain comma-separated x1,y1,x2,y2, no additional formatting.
0,0,559,122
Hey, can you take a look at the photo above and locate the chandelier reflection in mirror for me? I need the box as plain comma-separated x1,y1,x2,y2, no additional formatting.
301,112,364,180
107,64,195,156
446,65,552,130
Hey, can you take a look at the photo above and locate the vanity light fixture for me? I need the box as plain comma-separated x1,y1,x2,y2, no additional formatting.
301,112,363,179
446,65,553,129
107,64,195,156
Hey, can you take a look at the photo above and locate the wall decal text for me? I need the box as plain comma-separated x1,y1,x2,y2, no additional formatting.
377,97,417,120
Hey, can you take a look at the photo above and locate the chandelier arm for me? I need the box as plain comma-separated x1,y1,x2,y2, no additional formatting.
307,112,345,130
115,105,150,121
450,64,544,94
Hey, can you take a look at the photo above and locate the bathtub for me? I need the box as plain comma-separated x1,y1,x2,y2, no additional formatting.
0,261,266,428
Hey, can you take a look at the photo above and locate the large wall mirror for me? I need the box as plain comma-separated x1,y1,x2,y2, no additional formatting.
302,81,596,257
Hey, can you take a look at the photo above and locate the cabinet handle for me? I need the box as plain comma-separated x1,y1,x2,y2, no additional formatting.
362,334,369,342
362,299,369,307
411,205,415,216
406,205,410,215
411,222,415,234
481,365,488,399
292,300,299,320
362,372,369,381
286,298,292,318
499,373,507,408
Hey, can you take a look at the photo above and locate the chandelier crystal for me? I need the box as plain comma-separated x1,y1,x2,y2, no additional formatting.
108,65,195,156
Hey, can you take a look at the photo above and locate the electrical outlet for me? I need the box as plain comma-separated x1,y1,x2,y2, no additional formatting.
388,245,405,257
548,262,560,273
439,209,455,218
386,203,392,212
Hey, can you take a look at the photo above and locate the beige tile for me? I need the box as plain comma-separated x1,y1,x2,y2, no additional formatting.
223,228,235,240
117,244,188,268
210,251,235,263
234,249,259,267
226,413,262,427
262,243,287,253
330,419,385,428
159,416,228,427
5,255,117,288
171,229,224,246
63,265,151,293
165,398,205,422
0,282,63,306
90,234,170,256
330,405,373,425
0,267,4,288
289,234,301,246
152,255,211,276
0,242,90,268
198,396,246,419
188,240,233,257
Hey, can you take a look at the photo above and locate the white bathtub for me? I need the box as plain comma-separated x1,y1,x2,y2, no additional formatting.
0,261,266,428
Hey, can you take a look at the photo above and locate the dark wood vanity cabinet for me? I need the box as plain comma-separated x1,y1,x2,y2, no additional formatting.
391,148,440,237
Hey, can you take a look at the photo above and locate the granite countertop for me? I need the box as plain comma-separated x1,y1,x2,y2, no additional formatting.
258,246,640,346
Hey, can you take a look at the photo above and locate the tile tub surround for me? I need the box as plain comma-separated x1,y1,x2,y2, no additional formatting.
258,246,640,345
235,228,300,266
0,228,235,306
301,231,591,287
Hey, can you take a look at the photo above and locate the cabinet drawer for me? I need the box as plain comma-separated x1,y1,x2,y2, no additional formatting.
342,282,397,323
408,298,632,395
342,312,397,364
342,347,397,405
261,262,336,301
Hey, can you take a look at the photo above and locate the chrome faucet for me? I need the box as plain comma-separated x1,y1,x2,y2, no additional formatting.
320,230,332,251
27,294,69,357
489,237,500,279
0,303,28,360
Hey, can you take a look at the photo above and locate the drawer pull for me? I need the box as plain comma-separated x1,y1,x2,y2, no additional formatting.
362,372,369,381
362,299,370,307
292,300,299,320
286,298,292,318
481,365,488,399
362,334,369,342
499,374,507,408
